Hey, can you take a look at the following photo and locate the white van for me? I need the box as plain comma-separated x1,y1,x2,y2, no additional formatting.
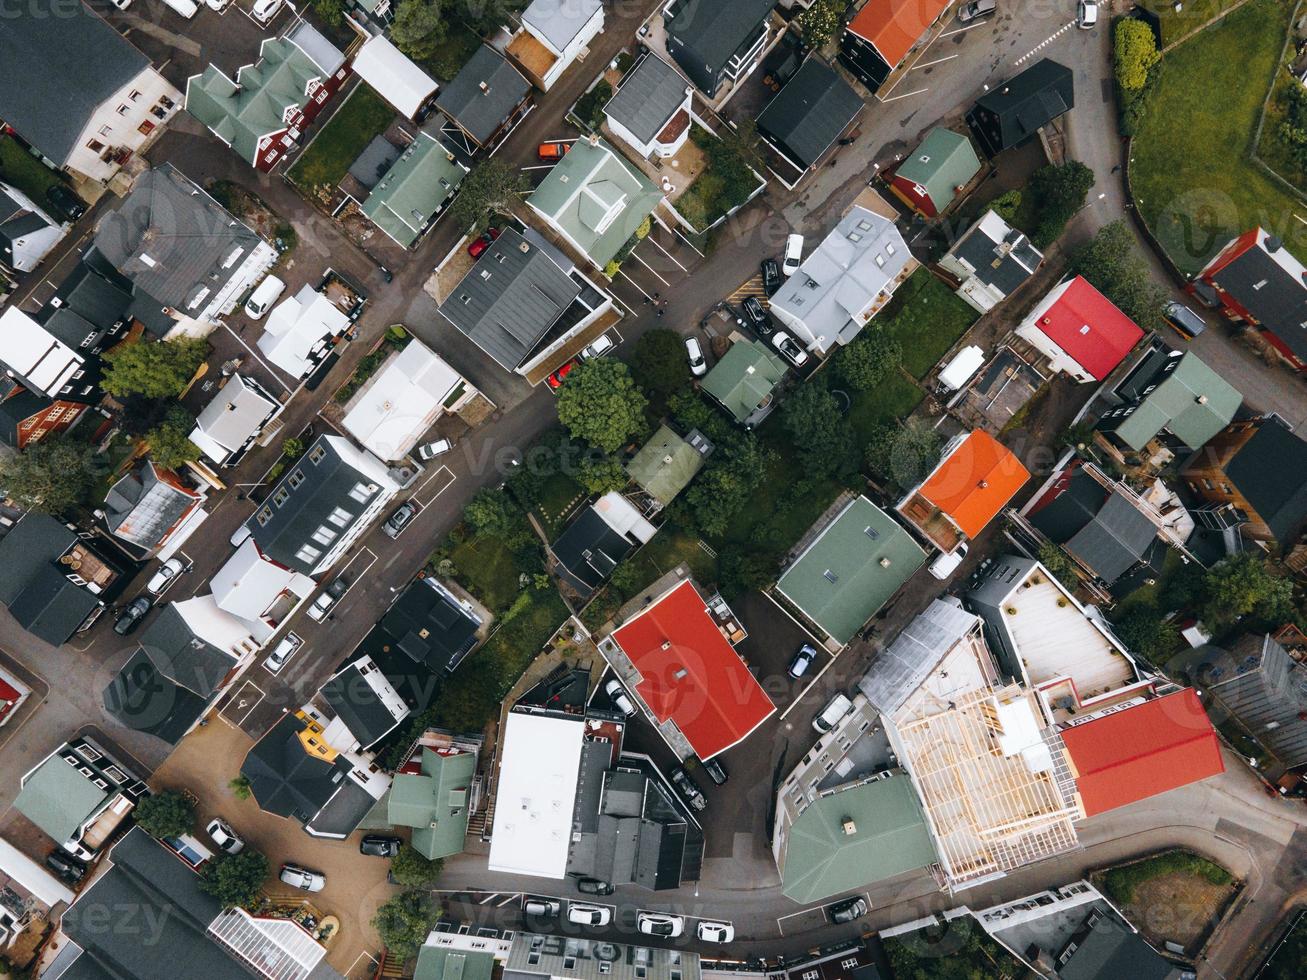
928,541,968,581
160,0,199,17
244,275,285,320
812,693,853,734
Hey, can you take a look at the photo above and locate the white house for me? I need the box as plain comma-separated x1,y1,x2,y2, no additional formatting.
257,285,351,380
189,373,284,468
351,34,438,119
0,307,89,400
0,183,65,273
209,538,316,645
603,52,694,160
939,210,1043,314
506,0,605,91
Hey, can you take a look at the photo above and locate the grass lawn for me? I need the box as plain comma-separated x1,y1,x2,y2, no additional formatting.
845,374,924,445
581,526,717,631
447,535,523,613
419,22,483,82
534,472,585,534
287,86,394,196
1131,0,1306,274
675,126,764,231
875,269,979,379
1256,67,1307,197
0,136,66,204
1138,0,1244,46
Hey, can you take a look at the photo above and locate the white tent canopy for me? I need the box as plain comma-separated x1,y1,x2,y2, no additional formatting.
352,34,438,119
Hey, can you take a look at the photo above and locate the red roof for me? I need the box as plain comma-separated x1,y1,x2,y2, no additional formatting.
918,431,1029,539
611,580,775,760
847,0,953,68
1060,689,1224,817
1027,276,1144,381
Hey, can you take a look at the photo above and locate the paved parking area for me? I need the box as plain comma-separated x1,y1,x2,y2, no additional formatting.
608,215,704,309
732,591,825,714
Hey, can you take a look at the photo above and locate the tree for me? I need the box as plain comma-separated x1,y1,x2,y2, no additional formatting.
1200,555,1295,632
449,160,530,235
1068,221,1168,330
1114,19,1160,93
990,189,1022,224
631,329,691,412
282,437,305,459
372,890,442,960
0,435,98,513
578,454,629,495
228,774,252,800
389,845,444,887
717,546,776,600
556,359,648,454
1027,161,1094,246
863,418,942,491
145,406,201,471
609,560,644,597
312,0,344,27
1111,604,1181,664
681,434,774,537
101,337,209,399
835,330,903,390
464,489,522,539
799,0,845,48
715,118,764,183
1037,542,1080,591
783,379,856,477
199,850,269,909
132,791,194,839
668,390,720,438
389,0,446,62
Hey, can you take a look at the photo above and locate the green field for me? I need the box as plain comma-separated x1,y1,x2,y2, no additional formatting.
447,535,523,614
0,135,66,205
1137,0,1243,46
287,86,394,197
876,269,978,379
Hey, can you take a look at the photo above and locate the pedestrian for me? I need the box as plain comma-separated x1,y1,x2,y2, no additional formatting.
656,309,665,318
653,292,661,300
1111,164,1121,174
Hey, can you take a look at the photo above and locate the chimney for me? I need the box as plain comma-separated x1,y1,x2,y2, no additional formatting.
479,81,490,94
673,667,688,681
879,557,891,568
1197,394,1209,405
978,480,989,489
661,640,671,651
841,817,857,836
1266,235,1283,252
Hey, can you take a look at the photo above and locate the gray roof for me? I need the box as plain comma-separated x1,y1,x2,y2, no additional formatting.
857,599,979,717
0,0,151,166
348,135,402,191
551,506,635,597
507,935,700,980
439,227,581,370
1063,490,1157,584
0,515,99,646
1058,908,1180,980
138,603,234,698
104,462,199,551
947,210,1042,296
521,0,603,52
288,20,347,76
321,663,406,748
103,647,208,745
436,46,530,145
664,0,775,95
604,53,690,145
192,373,280,462
41,258,136,350
757,57,863,169
1223,417,1307,544
242,713,354,823
308,778,380,838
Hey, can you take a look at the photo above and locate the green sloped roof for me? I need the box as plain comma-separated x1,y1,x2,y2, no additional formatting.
700,338,787,423
895,128,981,212
414,947,496,980
781,771,937,903
16,755,110,844
777,496,925,645
387,748,476,859
362,134,467,248
1113,352,1241,451
625,425,704,505
527,138,662,267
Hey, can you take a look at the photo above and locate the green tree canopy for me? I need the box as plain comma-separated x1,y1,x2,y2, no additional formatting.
630,329,691,412
717,546,776,600
1111,604,1181,664
146,406,201,471
799,0,845,49
372,889,442,960
1200,555,1295,633
0,435,99,513
863,418,943,492
556,358,648,453
101,337,209,399
577,453,629,495
1037,542,1080,591
1114,19,1160,92
1068,220,1168,330
228,774,252,800
312,0,344,27
463,488,522,538
389,845,444,888
782,379,856,477
680,434,774,537
389,0,446,61
449,160,530,235
835,330,903,390
199,850,268,909
132,791,194,839
1028,161,1094,247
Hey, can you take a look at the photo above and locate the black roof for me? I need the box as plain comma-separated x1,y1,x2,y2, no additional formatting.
664,0,775,95
435,46,530,145
378,576,481,673
604,53,691,146
966,58,1074,155
242,713,353,822
102,647,208,745
320,661,407,749
948,214,1042,295
348,135,402,192
0,380,52,448
1226,417,1307,544
1210,238,1307,361
757,57,863,170
137,604,234,698
1026,465,1156,583
40,259,135,350
0,515,100,646
551,506,636,597
1059,907,1180,980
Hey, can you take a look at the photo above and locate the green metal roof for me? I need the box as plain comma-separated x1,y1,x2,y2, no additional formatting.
414,946,496,980
362,133,467,248
625,425,705,505
781,771,937,903
527,138,662,267
16,754,110,844
777,496,925,645
700,338,787,423
387,748,476,860
894,128,980,212
1112,352,1241,451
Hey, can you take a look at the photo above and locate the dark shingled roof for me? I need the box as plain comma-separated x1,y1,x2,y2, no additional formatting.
102,647,208,745
378,576,481,674
604,53,690,146
0,515,100,646
948,213,1042,296
40,259,135,351
137,603,234,698
436,46,530,145
1058,908,1180,980
1225,417,1307,544
664,0,775,95
0,380,52,448
348,135,402,191
242,713,353,823
320,662,406,749
1208,240,1307,362
966,58,1074,156
551,506,636,597
757,57,863,170
1064,490,1157,584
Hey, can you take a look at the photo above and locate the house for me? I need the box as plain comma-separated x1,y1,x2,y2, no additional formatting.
509,934,699,980
1180,415,1307,546
0,515,123,646
601,578,775,761
0,182,65,273
185,22,349,171
700,336,788,427
0,0,180,184
257,285,352,379
414,937,498,980
102,460,207,558
15,737,146,859
625,425,711,508
1097,347,1242,454
313,654,411,750
551,491,656,597
342,338,474,460
210,538,316,644
776,495,926,646
506,0,605,91
361,133,468,249
243,435,398,577
435,46,532,154
93,165,278,330
603,52,694,159
888,128,982,217
0,836,73,964
351,34,438,119
1192,227,1307,371
840,0,954,93
527,138,663,271
0,377,87,451
0,307,97,414
1015,276,1144,383
939,209,1043,314
663,0,775,101
896,430,1030,553
384,735,479,860
189,373,284,467
355,575,485,680
768,204,915,354
966,58,1075,157
756,57,863,183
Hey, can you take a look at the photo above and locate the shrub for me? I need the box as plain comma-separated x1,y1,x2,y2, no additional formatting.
389,845,444,887
1115,20,1160,92
990,189,1022,223
133,791,194,839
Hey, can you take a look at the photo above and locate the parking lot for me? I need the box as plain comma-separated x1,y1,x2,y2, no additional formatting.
607,215,705,309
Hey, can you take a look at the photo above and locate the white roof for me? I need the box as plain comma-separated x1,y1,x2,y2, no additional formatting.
210,539,313,642
191,374,279,465
207,907,326,980
522,0,602,51
0,837,73,907
353,34,438,119
938,345,985,391
0,306,84,397
256,286,350,379
593,491,656,544
172,595,258,658
487,710,586,879
340,339,462,461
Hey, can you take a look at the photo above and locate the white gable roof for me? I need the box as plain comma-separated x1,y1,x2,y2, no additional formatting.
340,339,463,461
352,35,439,119
0,306,84,397
256,286,350,379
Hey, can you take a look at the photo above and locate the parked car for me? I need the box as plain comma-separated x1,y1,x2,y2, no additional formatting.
741,295,769,329
279,864,325,892
928,541,968,581
360,835,402,857
229,524,253,548
1075,0,1098,27
264,632,303,674
772,331,809,368
581,334,615,359
161,0,198,14
637,912,684,938
957,0,995,21
146,558,186,595
538,141,569,161
46,850,86,883
604,678,637,717
252,0,283,21
524,897,561,917
761,258,781,296
576,877,614,895
782,233,804,276
546,360,577,391
110,0,133,9
417,439,452,460
244,275,285,319
670,766,707,811
813,693,853,734
697,921,735,943
702,757,728,786
468,227,501,259
206,818,245,855
113,597,152,636
307,574,350,622
788,643,817,678
45,185,87,222
828,896,869,924
383,501,418,539
566,904,611,926
204,0,230,9
685,336,707,376
1163,300,1207,339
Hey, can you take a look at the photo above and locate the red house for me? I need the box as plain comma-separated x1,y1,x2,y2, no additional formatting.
1015,275,1144,383
1192,227,1307,372
0,378,86,450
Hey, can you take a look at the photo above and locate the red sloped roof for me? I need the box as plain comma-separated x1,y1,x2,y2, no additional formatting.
847,0,953,68
611,580,775,760
1060,689,1224,817
1029,276,1144,381
918,431,1030,539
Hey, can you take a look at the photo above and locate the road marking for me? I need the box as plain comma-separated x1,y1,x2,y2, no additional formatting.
912,54,959,70
671,224,706,257
629,249,670,286
496,894,519,907
221,322,294,394
617,268,654,302
879,87,929,103
776,907,821,935
641,234,688,273
478,893,499,905
228,680,267,728
939,21,990,37
1014,22,1074,66
415,464,456,508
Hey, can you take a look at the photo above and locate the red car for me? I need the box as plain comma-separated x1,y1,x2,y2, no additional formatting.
468,227,501,259
546,361,577,391
537,141,568,161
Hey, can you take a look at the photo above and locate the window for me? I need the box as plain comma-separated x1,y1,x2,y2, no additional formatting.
886,242,896,255
348,481,377,503
311,526,337,546
287,469,305,489
308,443,327,464
130,89,141,101
256,507,273,526
116,104,129,116
295,544,321,564
98,125,112,137
328,506,351,528
272,487,291,507
802,971,819,980
87,139,105,153
874,254,885,268
137,120,155,137
841,959,860,970
847,232,862,243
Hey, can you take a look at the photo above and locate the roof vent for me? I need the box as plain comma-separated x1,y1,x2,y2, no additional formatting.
661,640,671,651
673,667,688,680
1197,394,1209,405
1079,324,1090,335
519,241,530,253
479,81,490,93
879,557,892,568
663,454,674,464
978,480,989,489
842,817,857,836
1266,235,1283,252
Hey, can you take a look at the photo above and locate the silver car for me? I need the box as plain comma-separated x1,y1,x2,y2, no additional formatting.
280,863,325,892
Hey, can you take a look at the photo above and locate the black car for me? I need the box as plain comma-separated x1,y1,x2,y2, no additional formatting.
739,296,773,338
670,766,707,811
576,877,614,895
761,258,781,296
46,850,86,883
113,596,152,636
828,896,869,924
360,835,402,857
702,757,728,786
45,184,87,222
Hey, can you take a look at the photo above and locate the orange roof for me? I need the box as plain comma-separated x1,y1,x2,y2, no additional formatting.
1060,689,1225,817
918,431,1029,539
847,0,953,68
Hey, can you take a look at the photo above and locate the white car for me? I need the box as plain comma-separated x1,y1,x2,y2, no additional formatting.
772,331,809,369
206,817,244,855
205,0,230,8
637,912,684,938
417,439,452,460
782,233,804,276
604,678,637,717
160,0,198,16
264,632,303,674
685,336,707,377
928,541,968,581
109,0,133,9
566,904,611,927
244,275,284,319
581,334,615,359
813,693,853,734
146,557,186,595
230,524,253,548
279,864,325,892
696,921,735,943
1076,0,1098,27
251,0,283,21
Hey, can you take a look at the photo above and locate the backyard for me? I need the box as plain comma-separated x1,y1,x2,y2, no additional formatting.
884,919,1033,980
0,135,66,205
674,126,765,231
1138,0,1244,45
287,85,395,201
581,524,719,631
419,22,483,82
1094,850,1238,953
